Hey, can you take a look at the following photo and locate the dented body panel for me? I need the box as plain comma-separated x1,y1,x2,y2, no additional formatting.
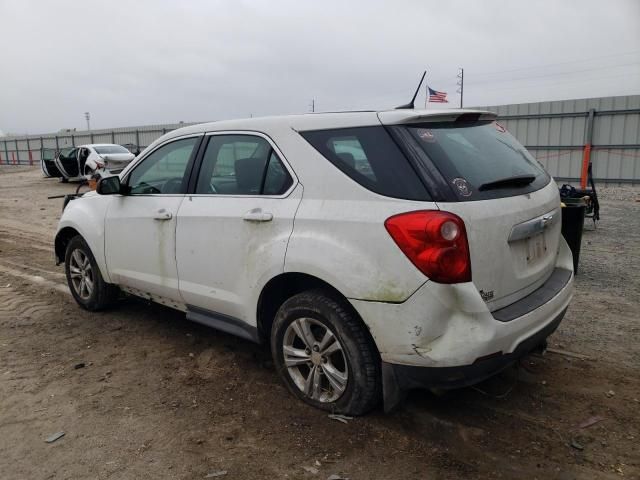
350,238,574,368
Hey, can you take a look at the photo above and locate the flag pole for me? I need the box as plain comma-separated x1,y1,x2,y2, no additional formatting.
457,68,464,108
424,82,428,108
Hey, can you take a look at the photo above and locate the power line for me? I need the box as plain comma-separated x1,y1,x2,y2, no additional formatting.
466,50,640,79
465,62,640,86
467,70,640,93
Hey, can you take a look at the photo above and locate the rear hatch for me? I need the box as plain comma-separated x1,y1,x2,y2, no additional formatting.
382,112,561,310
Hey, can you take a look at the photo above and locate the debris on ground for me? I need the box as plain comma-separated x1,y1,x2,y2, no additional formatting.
547,348,591,361
327,475,349,480
303,466,319,474
45,431,65,443
204,470,227,478
569,438,584,451
328,414,353,424
606,390,615,398
576,415,605,430
74,362,85,369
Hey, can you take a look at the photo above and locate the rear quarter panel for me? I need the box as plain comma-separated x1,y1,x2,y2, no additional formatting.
279,129,434,302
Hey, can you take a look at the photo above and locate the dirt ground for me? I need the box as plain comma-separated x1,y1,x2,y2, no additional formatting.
0,166,638,480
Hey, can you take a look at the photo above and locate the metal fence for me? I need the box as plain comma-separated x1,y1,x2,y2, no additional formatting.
480,95,640,186
2,94,639,185
0,122,199,166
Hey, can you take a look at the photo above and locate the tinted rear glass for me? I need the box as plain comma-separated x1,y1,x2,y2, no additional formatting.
399,121,549,201
300,126,430,201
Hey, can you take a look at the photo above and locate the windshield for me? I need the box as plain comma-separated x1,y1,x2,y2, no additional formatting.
400,120,549,201
94,145,130,154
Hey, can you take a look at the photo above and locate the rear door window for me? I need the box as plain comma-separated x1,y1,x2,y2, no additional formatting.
300,126,430,201
195,135,293,196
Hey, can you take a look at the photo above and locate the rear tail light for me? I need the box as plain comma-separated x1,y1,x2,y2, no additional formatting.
385,210,471,284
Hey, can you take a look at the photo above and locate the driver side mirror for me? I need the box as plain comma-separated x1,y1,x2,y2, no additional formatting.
96,175,123,195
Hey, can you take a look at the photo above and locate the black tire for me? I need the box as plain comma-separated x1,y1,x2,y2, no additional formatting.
64,235,119,311
271,289,381,415
60,177,69,183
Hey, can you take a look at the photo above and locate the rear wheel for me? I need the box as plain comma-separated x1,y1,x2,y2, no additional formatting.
271,290,381,415
65,236,118,311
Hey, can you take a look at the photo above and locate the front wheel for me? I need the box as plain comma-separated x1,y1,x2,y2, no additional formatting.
65,236,118,311
271,290,381,415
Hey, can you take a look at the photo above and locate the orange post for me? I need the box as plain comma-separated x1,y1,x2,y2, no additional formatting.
580,108,596,190
11,152,16,165
0,153,3,164
28,150,34,165
580,144,591,189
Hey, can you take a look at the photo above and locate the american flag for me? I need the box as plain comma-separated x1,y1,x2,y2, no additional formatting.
428,87,448,103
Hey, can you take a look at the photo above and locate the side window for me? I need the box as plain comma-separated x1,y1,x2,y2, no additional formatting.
330,137,376,181
127,137,198,195
195,135,293,195
300,126,431,201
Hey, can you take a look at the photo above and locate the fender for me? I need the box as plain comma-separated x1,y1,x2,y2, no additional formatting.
55,193,112,283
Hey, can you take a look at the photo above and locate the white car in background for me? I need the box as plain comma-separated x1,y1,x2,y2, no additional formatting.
54,109,574,414
43,144,135,181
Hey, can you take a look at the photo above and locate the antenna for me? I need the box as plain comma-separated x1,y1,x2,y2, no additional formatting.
395,71,427,110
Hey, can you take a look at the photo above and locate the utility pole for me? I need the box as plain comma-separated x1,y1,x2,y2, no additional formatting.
456,68,464,108
309,99,315,113
84,112,91,131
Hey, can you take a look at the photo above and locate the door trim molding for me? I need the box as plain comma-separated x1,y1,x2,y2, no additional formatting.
186,305,261,343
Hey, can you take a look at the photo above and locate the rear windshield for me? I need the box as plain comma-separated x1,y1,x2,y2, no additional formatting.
300,126,430,201
94,145,130,154
397,121,549,201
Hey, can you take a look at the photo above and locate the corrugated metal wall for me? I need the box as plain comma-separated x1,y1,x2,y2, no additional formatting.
0,122,199,165
479,95,640,185
2,95,639,184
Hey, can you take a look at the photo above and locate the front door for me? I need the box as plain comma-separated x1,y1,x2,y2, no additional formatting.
105,135,201,303
176,133,301,324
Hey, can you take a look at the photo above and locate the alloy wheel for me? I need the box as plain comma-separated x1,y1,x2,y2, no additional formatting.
282,317,349,403
69,249,94,300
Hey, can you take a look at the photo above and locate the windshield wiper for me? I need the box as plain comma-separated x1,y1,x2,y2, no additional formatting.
479,174,536,191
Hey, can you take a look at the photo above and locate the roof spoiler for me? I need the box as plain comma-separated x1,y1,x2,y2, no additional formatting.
377,110,497,125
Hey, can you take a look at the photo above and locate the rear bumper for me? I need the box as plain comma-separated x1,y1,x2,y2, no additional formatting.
350,238,574,369
382,307,565,393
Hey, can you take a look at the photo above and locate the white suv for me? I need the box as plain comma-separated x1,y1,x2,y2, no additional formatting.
55,109,574,415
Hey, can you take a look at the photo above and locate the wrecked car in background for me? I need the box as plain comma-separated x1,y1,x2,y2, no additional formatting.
41,144,135,181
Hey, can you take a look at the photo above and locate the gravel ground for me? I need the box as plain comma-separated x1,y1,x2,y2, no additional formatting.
0,167,638,479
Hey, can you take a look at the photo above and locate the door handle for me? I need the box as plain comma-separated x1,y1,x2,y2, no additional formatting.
153,208,173,220
243,208,273,222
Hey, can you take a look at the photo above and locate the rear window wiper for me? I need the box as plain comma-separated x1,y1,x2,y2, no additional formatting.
479,174,536,191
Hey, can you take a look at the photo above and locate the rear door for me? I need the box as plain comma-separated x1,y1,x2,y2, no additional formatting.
387,118,561,310
55,147,80,178
41,148,62,177
176,132,301,324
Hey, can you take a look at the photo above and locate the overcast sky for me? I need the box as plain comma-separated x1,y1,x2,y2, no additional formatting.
1,0,639,134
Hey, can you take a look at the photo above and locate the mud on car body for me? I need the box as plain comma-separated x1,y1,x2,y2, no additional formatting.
55,109,574,415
